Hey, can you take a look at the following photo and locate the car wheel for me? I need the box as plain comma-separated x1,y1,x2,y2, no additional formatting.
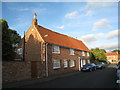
90,69,92,72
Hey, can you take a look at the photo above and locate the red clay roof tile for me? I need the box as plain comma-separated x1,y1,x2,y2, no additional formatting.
36,25,90,52
105,52,118,56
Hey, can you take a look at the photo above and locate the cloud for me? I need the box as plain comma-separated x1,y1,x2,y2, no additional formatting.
89,42,120,52
92,18,111,31
54,25,65,29
85,10,94,16
85,0,115,9
79,33,104,44
64,11,78,19
99,42,120,51
107,30,120,39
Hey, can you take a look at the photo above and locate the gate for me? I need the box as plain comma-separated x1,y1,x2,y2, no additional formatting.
31,61,42,78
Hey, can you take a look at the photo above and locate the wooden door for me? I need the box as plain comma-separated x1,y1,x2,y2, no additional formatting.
31,61,38,78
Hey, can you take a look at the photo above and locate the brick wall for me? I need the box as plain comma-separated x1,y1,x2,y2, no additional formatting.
2,61,31,83
2,25,45,83
47,44,89,76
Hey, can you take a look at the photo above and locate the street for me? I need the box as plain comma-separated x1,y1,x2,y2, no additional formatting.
21,64,119,88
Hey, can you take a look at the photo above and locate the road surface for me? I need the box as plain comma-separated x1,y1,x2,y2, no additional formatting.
21,64,119,88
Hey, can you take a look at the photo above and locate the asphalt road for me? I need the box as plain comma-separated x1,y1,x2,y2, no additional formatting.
21,64,119,88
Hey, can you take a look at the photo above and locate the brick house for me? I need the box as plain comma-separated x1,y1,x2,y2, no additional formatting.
105,52,120,64
2,13,90,83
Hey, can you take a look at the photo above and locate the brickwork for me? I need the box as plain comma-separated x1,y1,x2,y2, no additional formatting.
47,44,89,76
2,61,31,83
2,14,90,83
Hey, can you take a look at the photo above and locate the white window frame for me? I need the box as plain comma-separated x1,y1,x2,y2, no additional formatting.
87,52,89,56
82,59,86,65
87,59,90,63
112,56,116,58
52,45,60,54
17,48,22,55
53,60,61,69
70,48,74,55
70,60,75,67
82,51,85,56
64,60,68,68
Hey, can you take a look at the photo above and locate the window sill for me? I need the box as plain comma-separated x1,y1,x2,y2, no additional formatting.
70,65,76,67
64,67,68,69
70,54,75,55
53,67,61,70
52,52,60,54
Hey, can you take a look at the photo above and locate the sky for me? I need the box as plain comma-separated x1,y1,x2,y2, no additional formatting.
1,0,120,52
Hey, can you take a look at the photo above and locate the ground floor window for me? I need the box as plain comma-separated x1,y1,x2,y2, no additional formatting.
70,60,75,67
112,60,116,62
87,59,90,63
82,59,86,65
64,60,68,68
53,60,61,69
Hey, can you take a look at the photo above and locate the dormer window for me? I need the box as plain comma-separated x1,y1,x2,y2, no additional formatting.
70,48,74,55
52,45,60,54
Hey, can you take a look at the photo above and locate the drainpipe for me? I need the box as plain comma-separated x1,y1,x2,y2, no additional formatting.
45,43,48,77
41,42,44,77
23,31,25,61
78,57,81,71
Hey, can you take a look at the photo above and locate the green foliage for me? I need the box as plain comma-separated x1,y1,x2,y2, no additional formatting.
112,49,120,54
90,48,107,61
1,19,21,61
89,52,95,63
9,29,21,48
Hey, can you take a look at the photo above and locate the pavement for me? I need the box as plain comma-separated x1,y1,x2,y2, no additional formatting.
2,71,81,88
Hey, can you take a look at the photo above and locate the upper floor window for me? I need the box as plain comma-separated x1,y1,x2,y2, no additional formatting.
87,52,89,56
70,48,74,55
82,51,85,56
107,56,116,59
52,45,60,54
53,60,61,69
17,48,22,55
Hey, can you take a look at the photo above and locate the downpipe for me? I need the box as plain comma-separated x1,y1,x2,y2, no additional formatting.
45,43,48,77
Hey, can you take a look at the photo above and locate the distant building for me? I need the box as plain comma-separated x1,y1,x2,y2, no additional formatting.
105,52,120,64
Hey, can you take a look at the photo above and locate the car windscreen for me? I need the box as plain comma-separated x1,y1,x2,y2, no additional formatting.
85,64,92,66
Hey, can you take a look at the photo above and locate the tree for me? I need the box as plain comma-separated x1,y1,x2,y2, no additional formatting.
89,52,96,63
1,19,21,61
112,49,120,54
8,29,21,49
90,48,107,61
